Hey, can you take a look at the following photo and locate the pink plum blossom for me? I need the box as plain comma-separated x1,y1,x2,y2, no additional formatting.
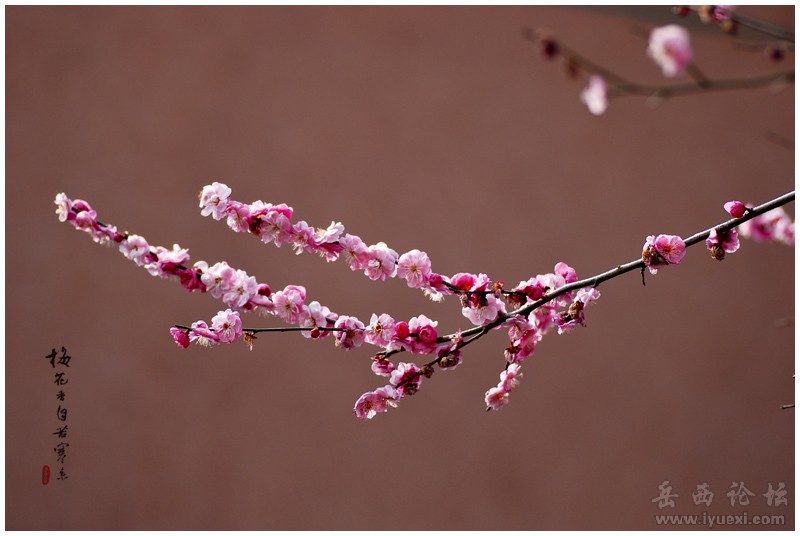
654,235,686,264
642,234,686,274
290,220,317,255
506,317,542,364
353,385,399,420
554,262,578,284
315,221,345,244
339,234,369,271
449,272,476,291
371,358,396,377
333,315,365,350
272,285,307,324
201,261,237,299
364,242,398,281
146,244,190,278
199,182,232,220
211,309,243,344
484,386,511,411
390,362,422,396
314,222,346,261
485,363,523,411
556,287,601,334
459,273,506,327
179,267,207,293
512,277,547,303
169,327,190,349
222,269,259,308
225,201,252,233
397,249,432,288
739,207,794,245
119,234,151,266
257,205,294,247
54,193,73,222
365,313,396,347
706,228,740,260
647,25,693,78
188,320,219,347
724,201,748,218
499,363,523,392
298,301,333,338
405,314,440,354
709,5,735,22
580,75,608,115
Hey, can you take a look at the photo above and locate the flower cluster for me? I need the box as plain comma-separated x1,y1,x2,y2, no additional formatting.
198,182,449,300
738,207,794,246
706,201,794,260
485,364,523,411
55,188,793,420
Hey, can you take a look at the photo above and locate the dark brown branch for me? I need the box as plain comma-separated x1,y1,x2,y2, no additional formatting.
523,28,794,102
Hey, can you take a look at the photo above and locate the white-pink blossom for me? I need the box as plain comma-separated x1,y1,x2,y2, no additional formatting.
298,301,333,338
339,233,369,271
389,362,422,396
580,75,608,115
315,221,345,244
54,193,73,222
257,206,294,247
739,207,794,245
484,387,510,411
201,261,237,299
225,201,252,233
333,315,365,350
397,249,432,288
189,320,219,347
272,285,307,324
222,269,259,308
485,363,523,411
199,182,232,220
354,385,399,420
119,234,151,266
211,309,243,344
364,242,398,281
146,244,190,278
365,313,396,347
647,25,693,78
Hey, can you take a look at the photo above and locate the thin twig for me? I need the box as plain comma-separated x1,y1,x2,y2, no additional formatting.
524,28,794,102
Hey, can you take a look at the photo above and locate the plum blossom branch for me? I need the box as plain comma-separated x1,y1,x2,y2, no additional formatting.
55,188,794,419
442,190,795,345
675,5,795,43
524,25,794,115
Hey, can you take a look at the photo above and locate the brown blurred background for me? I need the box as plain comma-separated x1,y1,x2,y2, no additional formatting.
6,6,794,530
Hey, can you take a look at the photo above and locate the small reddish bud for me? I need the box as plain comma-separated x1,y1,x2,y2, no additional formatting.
768,46,785,62
310,327,321,339
257,283,272,297
393,321,410,340
673,5,691,17
540,38,558,60
724,201,748,218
